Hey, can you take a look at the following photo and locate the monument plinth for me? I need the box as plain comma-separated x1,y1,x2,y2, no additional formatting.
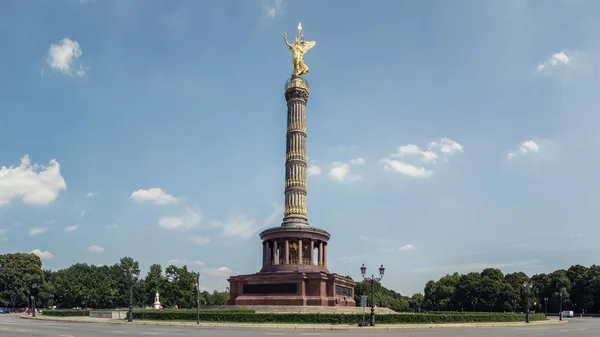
228,23,355,307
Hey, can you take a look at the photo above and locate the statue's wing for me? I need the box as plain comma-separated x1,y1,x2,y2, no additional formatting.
301,41,316,53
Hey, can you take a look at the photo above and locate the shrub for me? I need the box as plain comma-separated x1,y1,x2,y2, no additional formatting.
42,308,254,317
131,311,546,324
43,310,90,317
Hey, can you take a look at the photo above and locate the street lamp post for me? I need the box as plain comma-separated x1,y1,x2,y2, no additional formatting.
195,272,200,325
122,267,140,323
559,292,563,321
31,283,37,317
544,297,548,319
360,263,385,327
523,281,533,323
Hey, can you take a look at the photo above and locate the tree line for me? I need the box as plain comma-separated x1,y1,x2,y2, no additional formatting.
0,253,228,309
1,252,598,313
420,265,600,313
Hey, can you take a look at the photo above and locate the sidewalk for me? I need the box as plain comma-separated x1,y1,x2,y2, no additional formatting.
20,315,567,330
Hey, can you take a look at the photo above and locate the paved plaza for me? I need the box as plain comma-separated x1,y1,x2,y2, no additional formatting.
1,314,599,337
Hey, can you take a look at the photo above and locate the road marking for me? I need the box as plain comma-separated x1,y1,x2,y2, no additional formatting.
265,334,286,336
111,331,126,334
301,334,322,336
140,333,159,335
558,328,586,332
60,335,74,337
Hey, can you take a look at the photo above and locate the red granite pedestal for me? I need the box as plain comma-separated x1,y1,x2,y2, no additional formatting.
228,271,356,306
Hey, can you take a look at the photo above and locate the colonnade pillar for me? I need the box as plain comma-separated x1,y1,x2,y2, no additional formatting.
285,240,290,264
309,240,314,265
298,239,303,264
263,239,327,267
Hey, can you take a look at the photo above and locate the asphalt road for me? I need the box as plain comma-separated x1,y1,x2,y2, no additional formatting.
1,314,599,337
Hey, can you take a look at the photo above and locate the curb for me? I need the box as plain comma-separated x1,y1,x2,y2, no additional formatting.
19,315,568,330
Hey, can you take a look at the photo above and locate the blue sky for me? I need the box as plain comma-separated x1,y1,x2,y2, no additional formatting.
1,0,600,295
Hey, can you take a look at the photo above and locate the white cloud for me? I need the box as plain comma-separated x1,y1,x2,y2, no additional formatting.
428,138,464,155
211,203,281,239
307,164,322,177
412,259,543,273
380,158,433,178
86,192,97,198
507,140,540,159
31,249,53,260
158,205,202,230
266,0,283,18
535,50,592,82
328,161,362,182
390,144,440,163
399,244,416,251
201,266,234,277
348,158,366,165
537,52,570,72
0,229,6,240
261,203,281,229
87,245,104,253
65,225,79,232
212,214,258,239
47,38,85,76
189,236,210,246
168,259,205,267
196,266,237,292
0,155,67,206
131,188,179,205
381,138,463,178
420,151,439,163
29,228,47,236
391,144,422,156
80,210,86,218
44,219,56,225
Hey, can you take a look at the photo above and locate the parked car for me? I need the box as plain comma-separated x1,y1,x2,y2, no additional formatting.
562,310,574,318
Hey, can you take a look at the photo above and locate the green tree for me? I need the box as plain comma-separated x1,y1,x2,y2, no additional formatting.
0,253,46,307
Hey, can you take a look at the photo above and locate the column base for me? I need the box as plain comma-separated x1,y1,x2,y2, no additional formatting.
281,214,309,227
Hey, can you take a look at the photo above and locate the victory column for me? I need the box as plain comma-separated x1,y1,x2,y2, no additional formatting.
228,24,355,307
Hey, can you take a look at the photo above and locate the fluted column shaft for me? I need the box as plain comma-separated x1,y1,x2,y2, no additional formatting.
283,77,309,226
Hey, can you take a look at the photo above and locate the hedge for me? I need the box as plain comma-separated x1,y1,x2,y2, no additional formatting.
42,308,254,317
43,310,90,317
131,311,546,324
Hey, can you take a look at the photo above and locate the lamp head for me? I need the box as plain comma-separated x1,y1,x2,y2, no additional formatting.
360,263,366,276
379,264,385,277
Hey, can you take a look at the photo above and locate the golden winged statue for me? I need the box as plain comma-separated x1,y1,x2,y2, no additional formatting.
282,22,316,77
